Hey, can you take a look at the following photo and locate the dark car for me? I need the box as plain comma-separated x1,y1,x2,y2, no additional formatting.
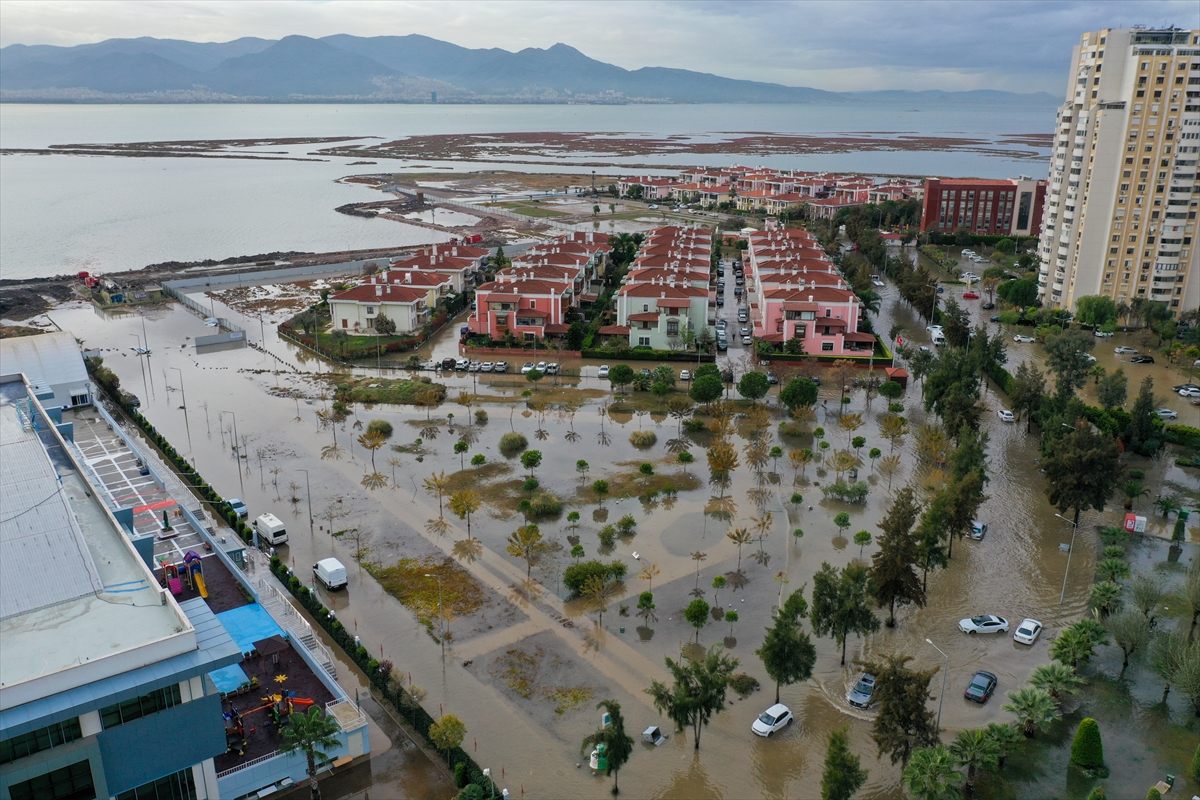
964,671,998,704
717,296,725,306
441,357,457,370
1131,355,1155,364
990,316,1001,322
847,673,876,709
767,372,779,385
936,286,945,293
982,302,995,310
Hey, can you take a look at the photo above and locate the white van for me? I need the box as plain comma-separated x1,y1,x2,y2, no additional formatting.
253,513,288,545
313,558,347,590
931,331,947,347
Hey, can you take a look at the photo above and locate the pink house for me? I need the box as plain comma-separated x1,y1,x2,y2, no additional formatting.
756,286,873,355
469,277,570,341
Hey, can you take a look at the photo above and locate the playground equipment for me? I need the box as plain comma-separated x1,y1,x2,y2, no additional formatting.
182,551,206,597
157,552,206,597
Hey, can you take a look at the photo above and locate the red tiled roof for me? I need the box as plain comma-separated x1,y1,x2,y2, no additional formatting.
330,285,425,303
655,298,693,308
843,332,876,342
516,309,549,319
599,325,630,335
544,323,571,334
627,312,661,322
619,283,707,298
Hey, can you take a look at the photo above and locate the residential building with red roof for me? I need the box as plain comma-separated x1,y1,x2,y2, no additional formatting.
328,282,429,334
388,243,488,292
920,177,1046,236
469,276,571,341
612,226,715,349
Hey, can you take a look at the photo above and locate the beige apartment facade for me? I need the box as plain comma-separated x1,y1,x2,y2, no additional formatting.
1037,27,1199,318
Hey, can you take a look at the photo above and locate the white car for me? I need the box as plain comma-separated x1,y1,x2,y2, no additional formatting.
598,365,610,379
1013,335,1036,343
751,703,793,737
970,520,988,541
535,361,547,372
997,409,1016,423
1155,408,1178,420
1094,330,1114,338
480,362,494,372
1179,388,1200,399
680,369,691,381
926,324,944,333
959,615,1009,635
1013,619,1044,645
521,362,535,374
1083,354,1098,363
742,335,753,346
1114,346,1138,355
648,204,659,209
493,361,509,373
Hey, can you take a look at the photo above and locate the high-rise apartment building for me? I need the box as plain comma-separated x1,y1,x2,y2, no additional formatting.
1036,27,1200,317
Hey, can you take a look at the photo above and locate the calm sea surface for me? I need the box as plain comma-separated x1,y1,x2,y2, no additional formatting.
0,103,1056,281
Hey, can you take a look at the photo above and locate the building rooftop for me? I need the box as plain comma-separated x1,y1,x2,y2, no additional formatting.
0,331,89,396
0,379,194,711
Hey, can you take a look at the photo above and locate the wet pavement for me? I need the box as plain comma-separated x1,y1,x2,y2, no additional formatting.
38,256,1200,799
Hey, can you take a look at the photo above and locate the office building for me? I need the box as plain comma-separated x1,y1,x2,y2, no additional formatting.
1036,27,1199,314
920,177,1047,237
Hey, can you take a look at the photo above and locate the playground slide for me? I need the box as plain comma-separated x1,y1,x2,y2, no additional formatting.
194,573,208,599
292,698,315,707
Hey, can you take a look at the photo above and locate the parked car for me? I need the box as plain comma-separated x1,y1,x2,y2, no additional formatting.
442,357,458,370
480,362,494,372
740,326,750,336
226,498,249,519
936,286,945,293
742,335,753,346
1094,330,1114,338
545,362,560,375
313,558,347,590
1178,388,1200,398
1156,408,1179,420
717,296,725,307
964,671,998,704
738,309,748,322
847,674,876,710
1171,383,1199,393
598,365,610,378
680,369,691,381
751,703,793,737
1130,355,1155,364
455,359,470,371
970,520,988,540
648,204,659,209
535,361,547,373
1114,346,1138,354
468,360,482,372
990,316,1001,322
997,409,1016,423
982,302,995,310
926,324,943,333
767,372,778,385
963,291,980,300
1013,335,1035,343
521,362,535,374
717,338,729,351
1013,619,1043,645
959,615,1009,634
423,359,440,371
493,361,509,373
640,368,652,377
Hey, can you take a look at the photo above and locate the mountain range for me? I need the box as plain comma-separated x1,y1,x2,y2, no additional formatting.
0,34,1060,105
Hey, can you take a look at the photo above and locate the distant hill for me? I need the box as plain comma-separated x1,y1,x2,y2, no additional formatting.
0,34,1061,106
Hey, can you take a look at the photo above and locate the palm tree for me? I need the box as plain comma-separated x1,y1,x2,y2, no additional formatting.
727,527,752,571
423,472,450,518
1028,662,1084,706
1122,479,1149,510
1090,580,1124,618
448,489,481,539
582,576,620,629
1002,687,1061,738
902,745,961,800
982,722,1022,770
280,707,341,800
950,728,999,799
1096,557,1131,583
1154,494,1183,518
505,524,548,579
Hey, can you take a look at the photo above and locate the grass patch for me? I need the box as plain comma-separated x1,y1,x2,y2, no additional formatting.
444,462,514,493
391,439,430,455
499,432,528,453
363,555,486,633
573,466,701,502
489,645,596,713
341,376,446,406
778,421,811,438
629,430,658,448
471,386,609,404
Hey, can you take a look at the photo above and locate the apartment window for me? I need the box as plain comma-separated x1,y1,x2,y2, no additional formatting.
666,321,679,336
0,718,84,765
638,336,650,347
100,684,182,730
8,760,95,800
642,304,649,312
116,768,197,800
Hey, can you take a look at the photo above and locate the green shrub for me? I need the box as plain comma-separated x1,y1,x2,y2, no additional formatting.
1174,517,1186,542
457,786,484,800
454,762,467,788
474,409,488,424
562,559,627,596
1163,424,1200,449
1146,789,1161,800
629,430,657,448
1192,741,1200,784
499,432,528,453
682,418,707,433
778,421,808,437
1084,787,1106,800
729,673,760,696
1128,469,1145,480
1070,718,1104,769
530,491,563,517
821,481,870,503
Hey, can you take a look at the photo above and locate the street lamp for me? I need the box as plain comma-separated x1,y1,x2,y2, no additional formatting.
1055,512,1080,605
482,768,494,800
129,333,143,351
926,638,949,735
425,573,444,644
298,469,314,533
220,410,244,495
169,367,186,409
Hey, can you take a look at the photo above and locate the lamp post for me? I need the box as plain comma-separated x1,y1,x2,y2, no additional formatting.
129,333,143,351
169,367,186,409
926,637,949,735
1055,512,1080,605
298,469,314,534
425,573,444,645
220,410,244,495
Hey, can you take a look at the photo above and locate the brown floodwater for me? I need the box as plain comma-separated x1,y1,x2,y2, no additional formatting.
40,262,1198,799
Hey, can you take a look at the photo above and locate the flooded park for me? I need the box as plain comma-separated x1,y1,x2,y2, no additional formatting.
35,246,1200,800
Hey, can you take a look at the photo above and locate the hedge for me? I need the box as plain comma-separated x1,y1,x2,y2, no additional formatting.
1164,425,1200,450
268,557,498,795
581,347,715,363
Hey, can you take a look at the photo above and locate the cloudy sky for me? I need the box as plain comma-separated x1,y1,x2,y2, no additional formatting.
1,0,1194,92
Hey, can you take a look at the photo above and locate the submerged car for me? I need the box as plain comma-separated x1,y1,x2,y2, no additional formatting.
1013,334,1035,343
1114,346,1138,355
1178,388,1200,398
997,409,1016,423
521,362,535,374
970,520,988,541
963,291,980,300
958,615,1009,634
598,365,610,378
1130,355,1155,364
226,498,249,519
1156,408,1178,420
751,703,793,737
964,671,998,704
1094,330,1114,338
847,674,876,710
1013,619,1044,645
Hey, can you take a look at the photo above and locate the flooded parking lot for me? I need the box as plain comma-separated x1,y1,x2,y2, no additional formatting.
40,264,1199,798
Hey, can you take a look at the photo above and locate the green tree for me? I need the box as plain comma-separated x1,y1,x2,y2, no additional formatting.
448,489,481,539
505,524,548,579
1050,620,1109,669
1125,376,1159,453
821,727,868,800
711,574,727,608
950,728,999,799
1044,327,1096,398
1010,361,1046,432
854,530,872,556
684,598,711,642
833,512,851,537
580,700,635,794
645,645,739,750
1090,580,1124,618
781,377,819,411
869,487,925,627
471,453,486,467
520,449,543,477
593,479,610,505
902,745,961,800
862,653,940,765
1096,367,1128,410
1107,611,1152,676
1029,662,1084,705
429,713,467,762
280,707,342,800
737,371,770,402
1003,686,1061,738
1042,426,1121,534
454,439,469,469
1070,717,1105,771
609,364,634,395
756,588,817,703
811,562,881,665
1075,295,1119,327
1149,628,1191,703
689,374,724,405
983,722,1022,770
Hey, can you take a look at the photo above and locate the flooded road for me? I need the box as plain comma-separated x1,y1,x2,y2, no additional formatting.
42,269,1197,798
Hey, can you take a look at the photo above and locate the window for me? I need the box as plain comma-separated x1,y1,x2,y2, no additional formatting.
100,685,182,730
365,306,374,315
9,760,95,800
666,321,679,336
821,342,834,352
116,768,197,800
1,718,84,764
638,336,650,347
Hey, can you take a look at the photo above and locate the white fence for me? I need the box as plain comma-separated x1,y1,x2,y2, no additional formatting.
256,578,339,681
